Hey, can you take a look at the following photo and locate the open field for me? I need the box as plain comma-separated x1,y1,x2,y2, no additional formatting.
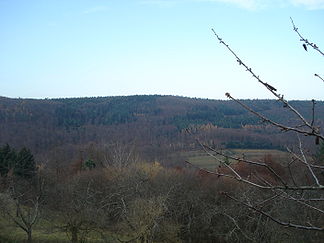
0,217,107,243
184,149,290,170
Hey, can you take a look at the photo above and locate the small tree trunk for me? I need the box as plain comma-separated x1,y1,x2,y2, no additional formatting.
187,214,193,243
71,227,78,243
27,229,32,243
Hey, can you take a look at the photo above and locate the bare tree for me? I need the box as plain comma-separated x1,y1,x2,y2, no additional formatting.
44,171,109,243
187,18,324,232
100,142,140,170
0,177,43,243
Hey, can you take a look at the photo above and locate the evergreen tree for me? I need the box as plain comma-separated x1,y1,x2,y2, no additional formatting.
83,159,96,170
14,147,36,178
0,144,16,177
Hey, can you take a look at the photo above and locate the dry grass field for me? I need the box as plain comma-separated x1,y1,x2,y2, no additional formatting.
185,149,289,170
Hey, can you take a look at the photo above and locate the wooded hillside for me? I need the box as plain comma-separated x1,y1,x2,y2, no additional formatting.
1,95,323,163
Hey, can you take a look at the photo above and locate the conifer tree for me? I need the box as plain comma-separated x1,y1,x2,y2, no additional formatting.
14,147,36,178
0,144,16,177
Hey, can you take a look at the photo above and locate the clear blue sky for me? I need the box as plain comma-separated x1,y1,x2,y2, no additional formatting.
0,0,323,100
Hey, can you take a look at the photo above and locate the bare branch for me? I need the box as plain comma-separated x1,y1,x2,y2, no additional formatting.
225,93,324,141
311,99,316,127
211,29,319,134
185,160,277,189
280,191,324,215
200,141,288,187
197,139,242,179
296,198,324,202
210,19,324,234
185,160,324,191
287,156,299,187
315,73,324,83
290,17,324,56
286,147,324,170
297,136,322,187
223,192,324,231
222,213,255,242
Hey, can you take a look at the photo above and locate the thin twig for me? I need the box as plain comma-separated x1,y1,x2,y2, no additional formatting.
296,198,324,202
314,73,324,82
287,147,324,169
184,160,324,191
255,192,283,208
197,139,242,179
287,157,298,187
311,99,316,127
290,17,324,56
225,93,324,141
222,213,255,242
280,191,324,214
297,136,322,187
223,192,324,231
200,142,287,186
212,29,317,132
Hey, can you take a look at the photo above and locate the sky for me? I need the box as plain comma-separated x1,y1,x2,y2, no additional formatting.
0,0,323,100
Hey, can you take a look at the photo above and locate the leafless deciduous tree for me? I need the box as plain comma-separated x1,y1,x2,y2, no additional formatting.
44,171,112,243
187,18,324,232
100,143,140,170
0,177,43,243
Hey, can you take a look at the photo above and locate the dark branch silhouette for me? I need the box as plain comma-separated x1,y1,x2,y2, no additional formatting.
290,17,324,56
206,19,324,232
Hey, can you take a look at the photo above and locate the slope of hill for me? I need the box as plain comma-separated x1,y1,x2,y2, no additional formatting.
0,95,323,162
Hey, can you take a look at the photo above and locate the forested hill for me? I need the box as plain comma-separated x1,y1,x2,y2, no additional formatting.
0,95,323,159
1,95,323,129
